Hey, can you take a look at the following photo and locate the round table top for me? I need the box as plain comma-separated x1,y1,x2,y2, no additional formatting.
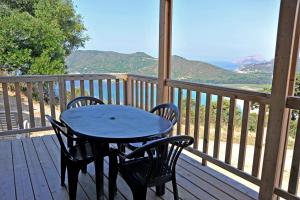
60,105,173,142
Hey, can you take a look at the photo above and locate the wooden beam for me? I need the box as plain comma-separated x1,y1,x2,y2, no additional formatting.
157,0,173,104
259,0,300,199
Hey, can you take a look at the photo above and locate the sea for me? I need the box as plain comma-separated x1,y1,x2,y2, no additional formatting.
64,80,243,110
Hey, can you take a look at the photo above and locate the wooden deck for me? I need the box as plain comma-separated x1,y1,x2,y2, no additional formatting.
0,135,258,200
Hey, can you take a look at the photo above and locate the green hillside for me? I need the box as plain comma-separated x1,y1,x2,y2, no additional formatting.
66,50,272,84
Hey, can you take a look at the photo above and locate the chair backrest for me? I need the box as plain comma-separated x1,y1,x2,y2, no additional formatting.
150,103,179,125
46,115,71,159
127,135,194,181
67,96,104,109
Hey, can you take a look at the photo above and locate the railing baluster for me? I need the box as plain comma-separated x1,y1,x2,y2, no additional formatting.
203,93,211,166
177,88,182,136
107,79,112,104
135,80,139,108
89,80,94,97
49,81,56,119
131,79,134,106
14,82,24,129
238,100,250,170
170,87,174,104
213,96,223,159
252,104,266,177
288,117,300,194
2,83,12,130
37,82,46,127
80,80,85,96
145,82,149,111
150,83,154,109
153,83,157,107
140,81,144,109
225,97,236,164
70,80,75,100
123,79,128,105
116,79,120,105
193,91,201,149
26,82,35,128
98,79,103,100
185,90,191,136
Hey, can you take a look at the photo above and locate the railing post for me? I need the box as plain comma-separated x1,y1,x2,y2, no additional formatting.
58,76,67,112
259,0,300,199
157,0,173,104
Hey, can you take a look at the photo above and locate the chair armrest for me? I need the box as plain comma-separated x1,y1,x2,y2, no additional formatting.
56,124,86,142
120,139,160,159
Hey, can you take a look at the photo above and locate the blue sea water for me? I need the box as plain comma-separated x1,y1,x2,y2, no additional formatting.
63,80,243,110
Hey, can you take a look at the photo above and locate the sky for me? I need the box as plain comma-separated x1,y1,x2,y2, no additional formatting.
73,0,280,63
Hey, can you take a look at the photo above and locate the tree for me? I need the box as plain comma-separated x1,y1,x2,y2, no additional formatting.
0,10,65,74
34,0,88,56
0,0,87,75
1,0,38,15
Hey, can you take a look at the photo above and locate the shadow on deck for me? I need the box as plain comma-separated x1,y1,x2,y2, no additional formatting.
0,135,258,200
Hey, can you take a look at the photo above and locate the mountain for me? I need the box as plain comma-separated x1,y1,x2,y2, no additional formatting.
66,50,272,84
234,55,266,66
236,59,300,74
236,61,274,73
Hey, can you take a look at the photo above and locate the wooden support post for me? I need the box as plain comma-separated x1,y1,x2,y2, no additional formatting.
259,0,300,199
157,0,173,104
279,0,300,190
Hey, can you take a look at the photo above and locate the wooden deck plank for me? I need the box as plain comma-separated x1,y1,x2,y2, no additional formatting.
175,173,217,200
0,135,261,200
176,165,234,200
32,137,69,200
11,139,35,200
180,152,258,200
177,158,254,200
0,140,16,200
21,138,53,200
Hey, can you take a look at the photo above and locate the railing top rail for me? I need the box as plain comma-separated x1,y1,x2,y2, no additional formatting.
0,73,128,83
166,79,271,104
127,74,158,83
286,96,300,110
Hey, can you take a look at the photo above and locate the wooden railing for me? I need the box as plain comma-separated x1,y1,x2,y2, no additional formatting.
121,76,273,190
3,73,300,199
273,96,300,199
127,74,158,110
166,79,270,187
0,73,127,136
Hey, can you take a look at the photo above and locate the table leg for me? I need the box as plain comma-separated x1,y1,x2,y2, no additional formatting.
92,142,107,200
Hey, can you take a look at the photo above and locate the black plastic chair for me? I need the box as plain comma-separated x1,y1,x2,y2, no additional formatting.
46,115,94,200
67,96,105,109
111,135,194,200
66,96,105,173
125,103,179,151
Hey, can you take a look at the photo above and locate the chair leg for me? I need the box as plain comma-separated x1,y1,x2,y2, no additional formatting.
109,152,118,200
131,185,147,200
61,153,67,186
67,165,80,200
81,165,87,174
172,175,179,200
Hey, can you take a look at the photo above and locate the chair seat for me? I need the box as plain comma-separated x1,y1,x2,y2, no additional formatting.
119,158,172,187
68,141,94,162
